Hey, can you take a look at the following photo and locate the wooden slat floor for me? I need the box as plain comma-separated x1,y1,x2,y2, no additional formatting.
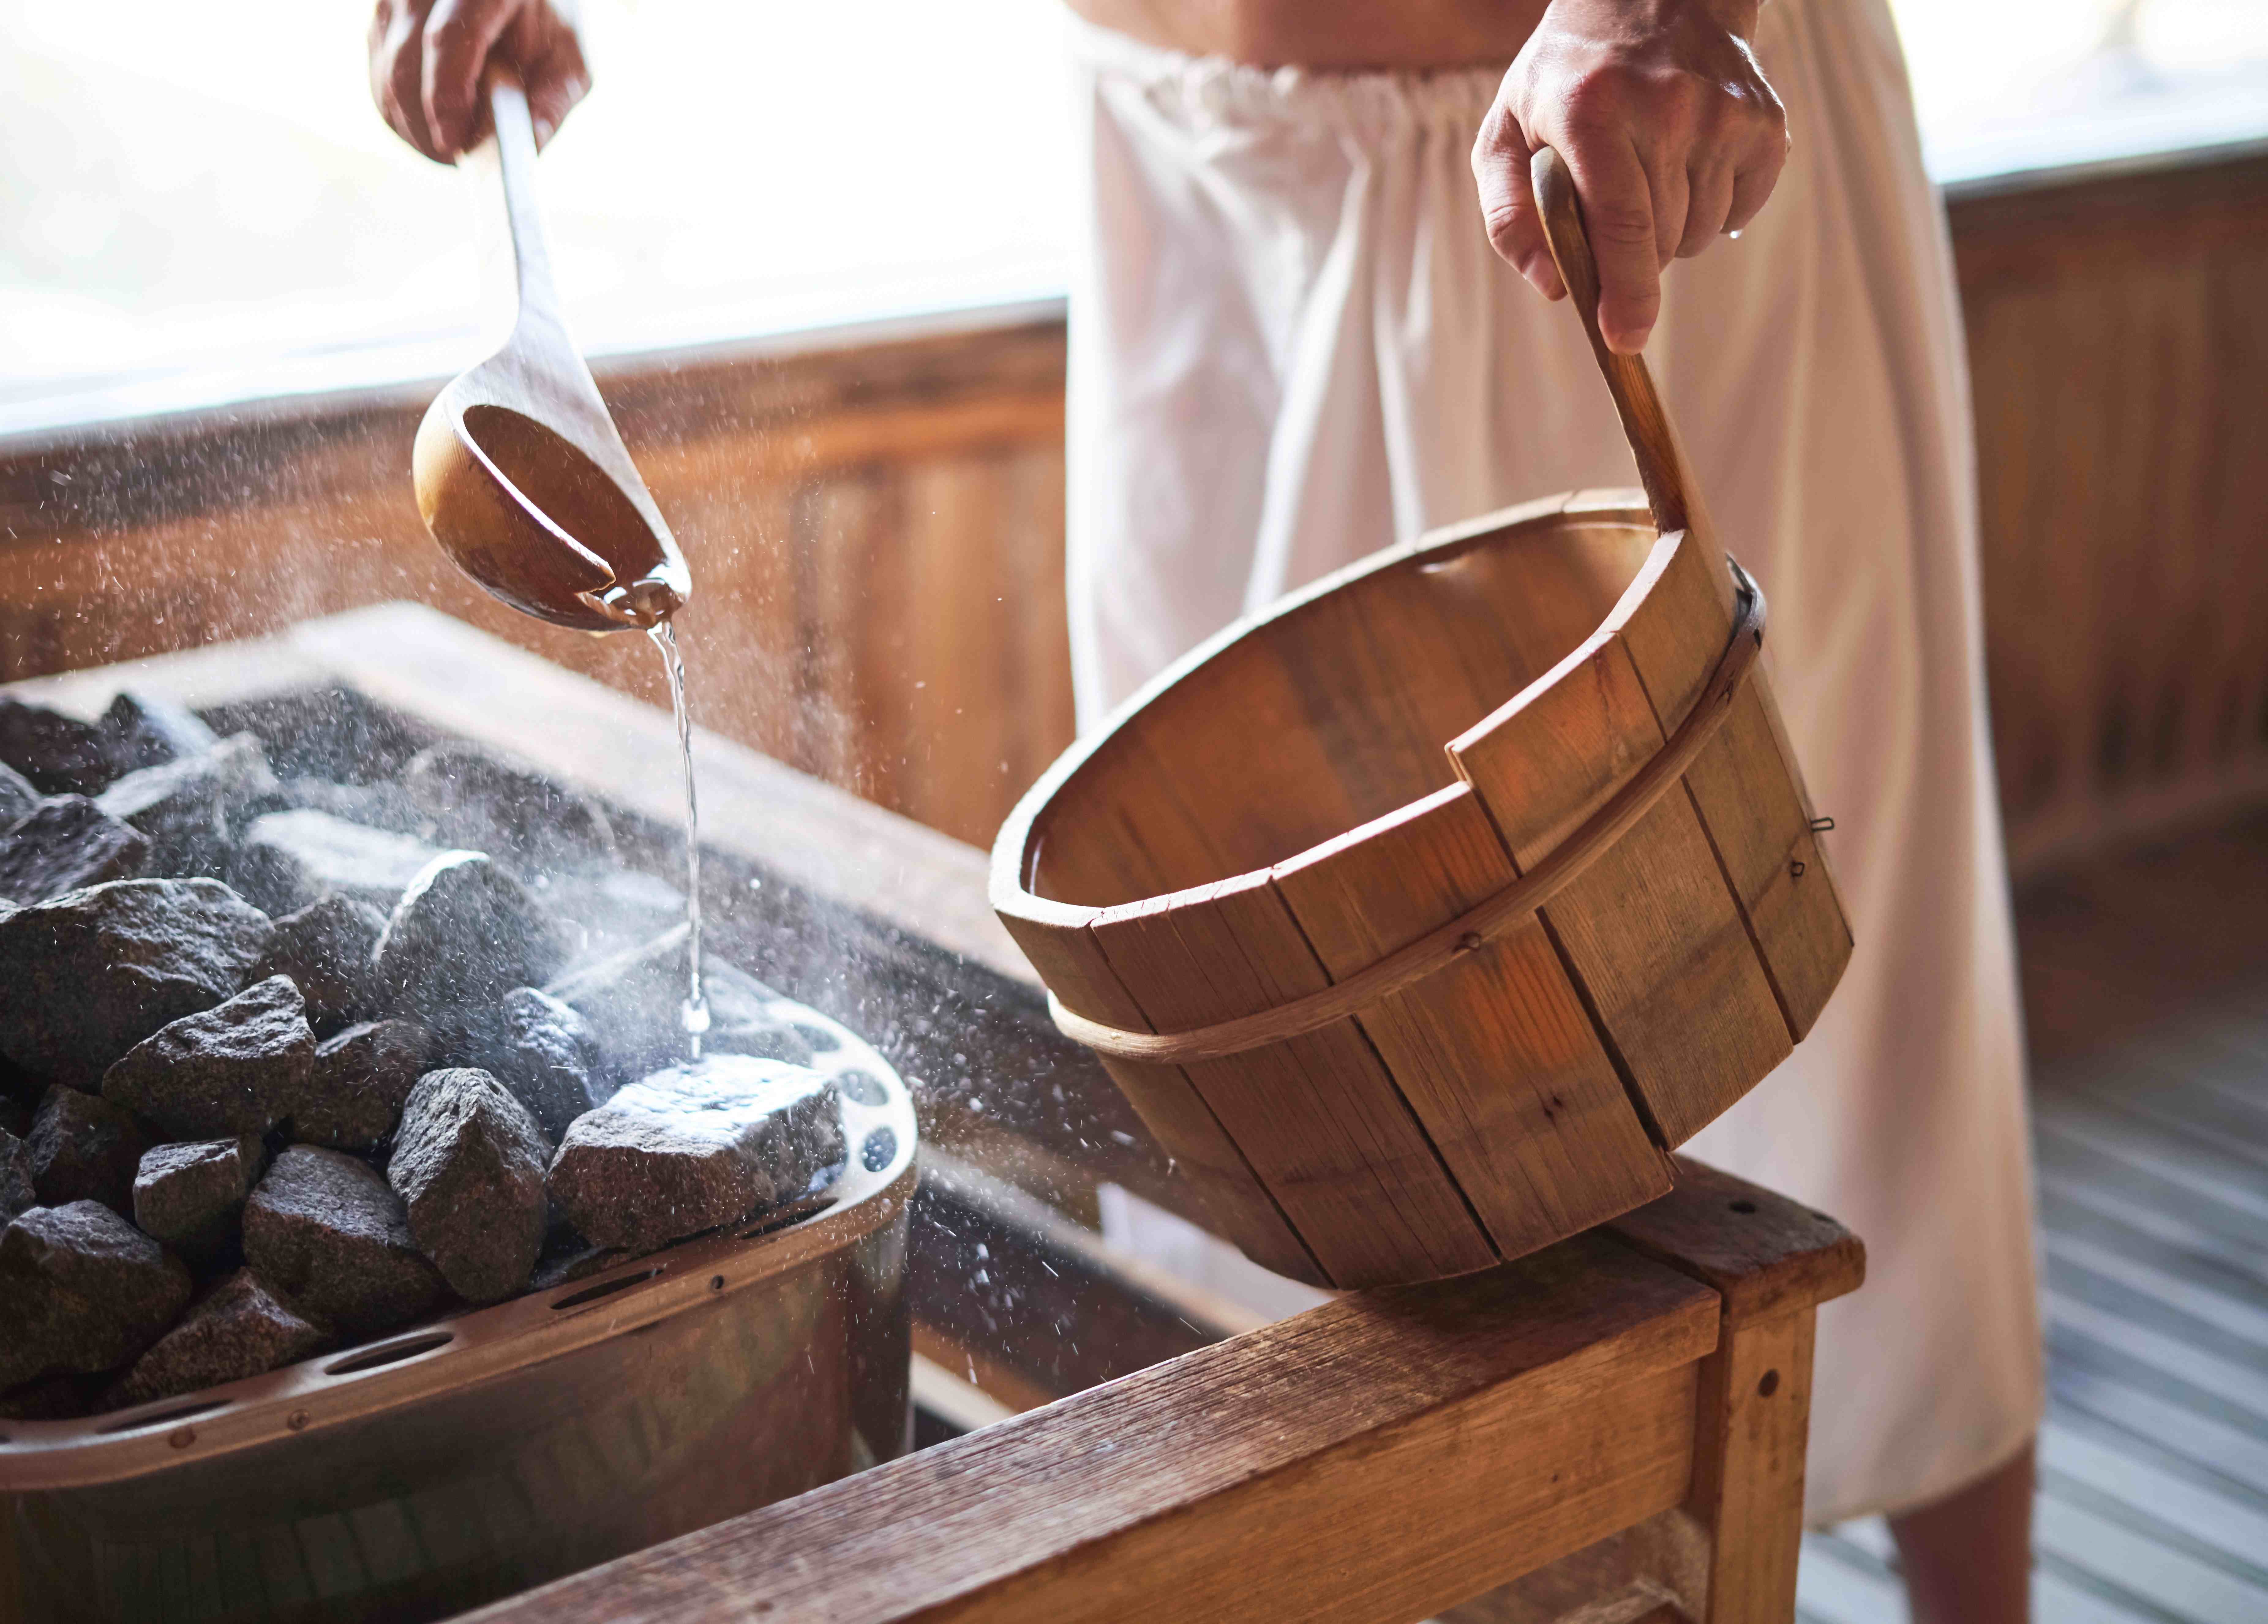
1797,814,2268,1624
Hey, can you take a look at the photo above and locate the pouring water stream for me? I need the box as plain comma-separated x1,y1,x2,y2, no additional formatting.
649,622,710,1059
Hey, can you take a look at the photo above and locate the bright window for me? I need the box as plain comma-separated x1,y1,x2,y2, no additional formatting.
2,0,2262,435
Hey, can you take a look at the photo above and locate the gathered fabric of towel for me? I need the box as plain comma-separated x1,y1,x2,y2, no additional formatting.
1064,0,2041,1524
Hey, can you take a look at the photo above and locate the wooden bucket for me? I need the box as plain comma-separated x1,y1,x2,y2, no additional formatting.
991,151,1852,1288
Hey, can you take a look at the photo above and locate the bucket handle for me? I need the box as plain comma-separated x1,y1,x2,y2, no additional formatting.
1530,145,1706,546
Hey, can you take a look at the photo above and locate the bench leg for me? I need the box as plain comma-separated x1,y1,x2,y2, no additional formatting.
1688,1309,1817,1624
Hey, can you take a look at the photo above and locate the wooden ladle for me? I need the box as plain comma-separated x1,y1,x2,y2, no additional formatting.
412,66,689,632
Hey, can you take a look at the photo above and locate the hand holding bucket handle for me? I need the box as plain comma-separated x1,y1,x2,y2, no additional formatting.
1530,146,1710,548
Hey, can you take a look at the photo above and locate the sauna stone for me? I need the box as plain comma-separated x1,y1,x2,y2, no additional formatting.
0,699,119,797
404,742,618,872
28,1084,148,1213
111,1269,327,1408
0,797,149,905
251,894,388,1031
372,852,567,1023
103,690,221,773
235,808,445,915
95,732,277,873
133,1137,264,1266
449,987,602,1142
295,1019,433,1152
0,1201,192,1388
264,776,432,837
0,878,273,1086
0,762,39,827
547,1057,843,1253
102,976,315,1140
243,1146,443,1339
2,1128,34,1219
387,1068,550,1302
548,929,813,1087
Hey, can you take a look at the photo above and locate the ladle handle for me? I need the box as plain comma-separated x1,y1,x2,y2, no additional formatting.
1530,146,1703,542
481,63,565,333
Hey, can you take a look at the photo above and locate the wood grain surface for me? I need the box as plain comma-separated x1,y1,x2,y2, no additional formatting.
1450,610,1791,1145
458,1235,1719,1624
1271,783,1673,1260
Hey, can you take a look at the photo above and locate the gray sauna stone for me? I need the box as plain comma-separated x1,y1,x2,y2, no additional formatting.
0,878,272,1087
0,797,149,905
0,1201,192,1386
249,894,388,1032
546,1056,842,1253
295,1019,433,1152
244,1146,443,1341
111,1269,328,1407
387,1068,550,1303
102,976,314,1140
27,1084,147,1214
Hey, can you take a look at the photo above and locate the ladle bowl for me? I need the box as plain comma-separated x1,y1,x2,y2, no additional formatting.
412,67,689,632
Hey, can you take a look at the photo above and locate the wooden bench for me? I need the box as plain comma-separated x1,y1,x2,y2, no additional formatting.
448,1155,1858,1624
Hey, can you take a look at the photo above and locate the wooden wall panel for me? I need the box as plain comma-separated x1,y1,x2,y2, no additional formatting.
1,149,2261,875
1948,147,2268,874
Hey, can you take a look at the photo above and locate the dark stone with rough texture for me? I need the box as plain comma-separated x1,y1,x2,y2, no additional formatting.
28,1084,147,1213
102,976,314,1139
403,742,618,872
200,687,439,794
374,853,568,1023
234,809,444,915
133,1137,264,1265
103,690,221,773
263,776,432,837
2,1128,33,1219
243,1146,442,1339
0,762,40,829
111,1269,328,1406
96,733,277,874
388,1069,550,1302
449,988,603,1142
250,895,387,1031
0,700,118,796
546,930,813,1087
0,797,149,904
547,1057,843,1253
0,1201,192,1386
0,879,272,1086
295,1020,432,1152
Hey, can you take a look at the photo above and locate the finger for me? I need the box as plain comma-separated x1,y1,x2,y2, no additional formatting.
1725,122,1790,235
376,4,448,161
522,26,591,147
1472,105,1565,300
1679,161,1735,257
1648,159,1689,272
424,0,524,158
1558,135,1659,353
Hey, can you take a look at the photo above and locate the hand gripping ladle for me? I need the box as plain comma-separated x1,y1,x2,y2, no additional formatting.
412,65,689,631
